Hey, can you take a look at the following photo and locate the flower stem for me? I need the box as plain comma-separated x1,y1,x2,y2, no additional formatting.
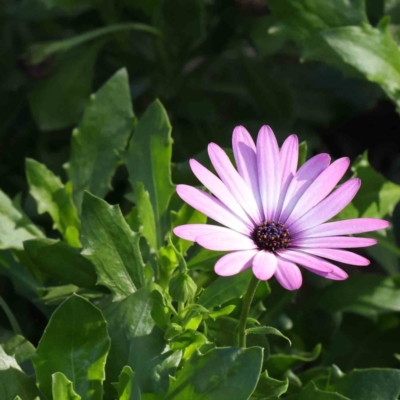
238,275,259,348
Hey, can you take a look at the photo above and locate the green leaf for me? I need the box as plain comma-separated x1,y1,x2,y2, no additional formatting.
68,68,135,212
171,202,207,254
81,192,145,300
28,42,102,131
164,347,263,400
268,0,367,42
0,191,43,250
0,347,39,400
187,248,226,271
265,344,321,377
26,158,80,247
304,21,400,110
33,294,110,400
124,99,174,249
198,269,253,309
285,382,350,400
112,366,139,400
103,288,166,394
329,369,400,400
298,141,308,167
245,326,292,346
24,238,98,290
0,330,35,365
52,372,82,400
252,370,289,400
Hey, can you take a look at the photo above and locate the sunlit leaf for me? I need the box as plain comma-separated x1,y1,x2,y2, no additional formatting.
52,372,81,400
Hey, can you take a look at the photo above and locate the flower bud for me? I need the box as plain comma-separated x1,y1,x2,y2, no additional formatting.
169,272,197,303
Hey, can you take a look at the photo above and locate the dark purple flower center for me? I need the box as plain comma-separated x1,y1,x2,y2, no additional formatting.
252,221,291,252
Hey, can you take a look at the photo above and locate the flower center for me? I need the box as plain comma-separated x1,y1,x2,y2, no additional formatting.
252,221,291,252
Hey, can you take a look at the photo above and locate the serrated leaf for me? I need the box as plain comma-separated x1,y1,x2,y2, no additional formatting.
24,238,97,290
81,192,145,300
285,382,350,399
112,366,139,400
252,370,288,400
164,347,263,400
52,372,81,400
245,326,291,346
33,294,110,400
26,159,80,246
0,191,43,250
124,99,174,249
68,68,135,212
0,347,39,400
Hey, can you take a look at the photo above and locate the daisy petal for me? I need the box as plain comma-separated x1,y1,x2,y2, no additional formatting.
289,178,361,234
232,126,262,214
285,157,350,226
301,248,370,266
279,153,331,222
190,159,252,224
275,258,302,290
253,251,277,280
196,231,257,251
292,236,377,248
278,250,333,273
312,265,348,281
176,185,252,235
295,218,390,238
174,224,234,242
257,125,281,221
208,143,263,224
214,250,258,276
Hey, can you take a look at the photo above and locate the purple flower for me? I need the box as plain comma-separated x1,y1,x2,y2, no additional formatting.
173,126,389,290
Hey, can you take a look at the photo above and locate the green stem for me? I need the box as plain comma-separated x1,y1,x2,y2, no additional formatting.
238,275,259,348
0,297,22,336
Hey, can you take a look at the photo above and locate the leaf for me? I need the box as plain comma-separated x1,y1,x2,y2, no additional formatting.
26,158,80,246
0,347,39,400
33,294,110,400
0,191,43,250
103,288,166,394
171,202,207,254
285,382,350,400
164,347,263,400
68,68,135,212
198,269,253,309
252,370,289,400
124,99,174,249
298,141,308,167
187,247,226,271
265,344,321,377
28,42,102,131
245,326,292,346
81,192,145,300
329,368,400,400
112,366,139,400
268,0,367,42
304,20,400,111
0,329,35,365
52,372,82,400
24,238,98,290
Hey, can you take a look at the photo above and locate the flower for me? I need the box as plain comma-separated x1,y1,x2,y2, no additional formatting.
173,125,389,290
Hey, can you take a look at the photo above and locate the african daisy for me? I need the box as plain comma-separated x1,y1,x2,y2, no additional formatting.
173,125,389,290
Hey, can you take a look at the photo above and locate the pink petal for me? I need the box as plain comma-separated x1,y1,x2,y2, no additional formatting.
252,251,277,280
257,125,281,221
289,178,361,234
196,231,257,251
208,143,263,224
311,265,348,281
275,258,303,290
279,153,331,222
189,159,252,224
285,157,350,226
232,126,263,215
274,135,299,220
277,250,333,273
292,236,377,248
176,185,252,235
301,248,370,266
295,218,389,238
173,224,235,242
214,250,258,276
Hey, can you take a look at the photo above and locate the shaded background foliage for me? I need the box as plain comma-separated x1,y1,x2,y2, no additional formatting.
2,0,400,399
